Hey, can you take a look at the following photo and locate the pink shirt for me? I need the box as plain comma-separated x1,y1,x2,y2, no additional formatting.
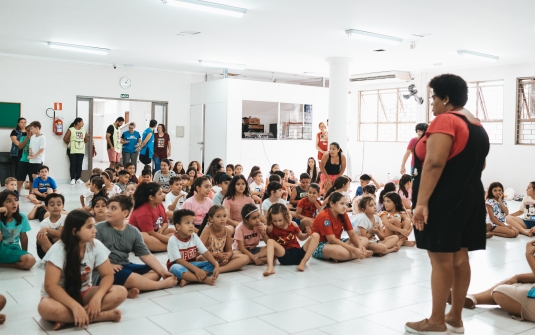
233,222,262,250
222,195,255,222
398,188,412,207
182,196,213,226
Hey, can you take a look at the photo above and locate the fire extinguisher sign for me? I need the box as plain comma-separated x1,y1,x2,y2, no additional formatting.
54,102,62,110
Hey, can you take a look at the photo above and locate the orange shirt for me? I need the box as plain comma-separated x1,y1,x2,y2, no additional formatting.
312,208,353,242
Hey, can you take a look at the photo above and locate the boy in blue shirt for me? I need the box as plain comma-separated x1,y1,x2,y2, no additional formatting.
28,165,58,204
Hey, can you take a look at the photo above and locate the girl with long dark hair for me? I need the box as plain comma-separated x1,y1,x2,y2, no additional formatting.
306,157,319,183
223,175,255,227
37,210,127,330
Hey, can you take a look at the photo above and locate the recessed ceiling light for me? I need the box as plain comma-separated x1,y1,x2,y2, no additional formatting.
457,50,499,62
48,42,110,55
199,60,246,69
162,0,247,17
180,30,201,35
374,49,385,52
345,29,402,45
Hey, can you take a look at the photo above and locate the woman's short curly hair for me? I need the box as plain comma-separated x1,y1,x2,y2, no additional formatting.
429,74,468,108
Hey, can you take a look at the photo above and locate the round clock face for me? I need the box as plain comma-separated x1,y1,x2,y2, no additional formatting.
120,77,131,89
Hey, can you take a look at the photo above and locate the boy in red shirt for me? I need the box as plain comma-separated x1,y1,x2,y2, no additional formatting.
295,183,323,231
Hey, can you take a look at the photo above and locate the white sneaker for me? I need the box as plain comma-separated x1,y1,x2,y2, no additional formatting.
70,179,75,185
76,179,85,185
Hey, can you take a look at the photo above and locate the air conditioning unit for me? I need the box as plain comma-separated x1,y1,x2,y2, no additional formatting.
350,71,412,84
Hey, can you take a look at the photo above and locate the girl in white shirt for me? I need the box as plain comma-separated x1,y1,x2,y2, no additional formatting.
38,210,127,330
261,182,287,217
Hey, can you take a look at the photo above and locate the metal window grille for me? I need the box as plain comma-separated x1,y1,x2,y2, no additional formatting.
517,77,535,145
427,80,504,144
358,88,417,142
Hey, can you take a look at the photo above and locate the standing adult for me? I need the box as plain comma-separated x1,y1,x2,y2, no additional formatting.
400,123,428,175
315,122,328,161
319,142,346,192
121,122,141,167
106,117,125,169
63,117,89,185
9,117,26,177
405,74,489,334
139,119,157,166
152,124,171,173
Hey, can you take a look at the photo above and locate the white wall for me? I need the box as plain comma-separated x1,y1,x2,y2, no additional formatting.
348,63,535,192
0,56,204,182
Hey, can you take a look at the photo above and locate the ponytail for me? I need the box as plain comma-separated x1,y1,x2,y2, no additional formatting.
187,176,210,199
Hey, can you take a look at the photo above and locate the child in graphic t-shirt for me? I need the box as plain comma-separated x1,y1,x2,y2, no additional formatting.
263,204,317,276
506,181,535,236
165,176,188,221
249,171,265,204
128,182,175,253
233,204,268,265
28,165,58,204
36,194,66,259
167,209,219,287
295,183,323,231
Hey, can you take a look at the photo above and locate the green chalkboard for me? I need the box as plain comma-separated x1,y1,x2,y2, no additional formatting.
0,102,21,128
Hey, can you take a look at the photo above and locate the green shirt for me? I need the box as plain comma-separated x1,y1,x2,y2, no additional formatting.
20,136,30,163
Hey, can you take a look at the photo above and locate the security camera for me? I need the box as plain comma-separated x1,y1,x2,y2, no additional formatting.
113,64,117,69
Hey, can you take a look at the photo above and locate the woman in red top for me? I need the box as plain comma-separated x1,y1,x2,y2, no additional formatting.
304,192,368,262
315,122,328,160
405,74,489,335
153,124,171,174
129,182,175,252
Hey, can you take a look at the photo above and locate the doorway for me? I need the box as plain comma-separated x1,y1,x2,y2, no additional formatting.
76,96,168,180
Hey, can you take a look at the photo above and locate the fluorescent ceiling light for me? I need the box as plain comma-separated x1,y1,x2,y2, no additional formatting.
345,29,403,45
199,60,246,69
457,50,499,62
163,0,246,17
48,42,110,55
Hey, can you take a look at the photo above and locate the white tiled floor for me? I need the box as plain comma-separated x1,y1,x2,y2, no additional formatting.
1,183,535,334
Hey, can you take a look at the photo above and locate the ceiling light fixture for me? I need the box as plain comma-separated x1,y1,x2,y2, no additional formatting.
48,42,110,55
345,29,403,45
199,60,246,69
162,0,246,17
457,50,499,62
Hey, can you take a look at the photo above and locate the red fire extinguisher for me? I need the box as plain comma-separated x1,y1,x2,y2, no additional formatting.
54,118,63,135
46,108,63,135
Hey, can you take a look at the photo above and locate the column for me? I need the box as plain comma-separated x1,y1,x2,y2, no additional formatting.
326,57,352,152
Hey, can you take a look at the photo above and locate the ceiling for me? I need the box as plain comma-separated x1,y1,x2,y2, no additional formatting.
2,0,535,80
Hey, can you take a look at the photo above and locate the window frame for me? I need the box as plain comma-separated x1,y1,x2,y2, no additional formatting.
516,77,535,145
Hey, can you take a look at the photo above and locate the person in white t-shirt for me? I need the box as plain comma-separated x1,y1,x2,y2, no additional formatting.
249,171,265,204
167,209,219,287
27,121,46,179
37,210,127,331
261,182,287,217
36,194,67,259
165,176,188,221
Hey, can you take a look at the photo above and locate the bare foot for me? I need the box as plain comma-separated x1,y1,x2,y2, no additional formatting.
403,240,416,247
202,277,217,286
96,309,122,323
52,322,65,330
127,288,140,299
486,233,493,239
179,279,189,287
365,250,373,258
263,269,276,277
297,263,305,272
0,314,5,324
161,276,179,288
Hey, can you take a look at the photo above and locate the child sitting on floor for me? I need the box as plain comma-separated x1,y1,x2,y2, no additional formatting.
81,177,108,212
28,165,58,204
165,176,188,221
353,196,400,256
197,205,249,273
263,203,316,276
0,191,36,270
138,169,152,184
95,195,177,298
125,163,138,184
212,173,231,206
398,174,413,215
261,182,287,217
92,197,108,223
379,192,415,248
352,184,377,214
4,177,19,200
124,182,137,198
101,171,122,198
249,170,265,204
36,194,66,259
167,209,220,287
486,182,518,238
116,170,130,194
37,210,127,330
295,183,323,231
233,204,268,265
182,176,213,233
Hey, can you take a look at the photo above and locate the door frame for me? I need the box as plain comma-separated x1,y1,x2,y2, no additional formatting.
76,96,169,175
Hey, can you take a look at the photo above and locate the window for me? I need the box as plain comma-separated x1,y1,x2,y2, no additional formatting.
517,78,535,145
358,88,418,142
428,80,504,144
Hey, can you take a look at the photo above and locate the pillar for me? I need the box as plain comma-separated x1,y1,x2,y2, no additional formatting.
326,57,352,152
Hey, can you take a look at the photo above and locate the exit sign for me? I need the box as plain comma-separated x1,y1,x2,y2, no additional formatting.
120,94,129,99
